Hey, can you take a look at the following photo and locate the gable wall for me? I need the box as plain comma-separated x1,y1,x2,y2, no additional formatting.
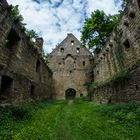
48,34,93,99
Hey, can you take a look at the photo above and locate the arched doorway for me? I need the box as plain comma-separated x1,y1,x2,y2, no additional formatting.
65,88,76,100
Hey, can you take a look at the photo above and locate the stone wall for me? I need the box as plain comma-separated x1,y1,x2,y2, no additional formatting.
0,0,52,104
90,0,140,103
48,33,93,99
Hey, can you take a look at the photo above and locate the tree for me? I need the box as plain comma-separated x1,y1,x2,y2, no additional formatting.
80,0,128,51
42,51,49,64
26,29,38,41
11,5,26,26
11,5,38,41
81,10,120,49
121,0,128,9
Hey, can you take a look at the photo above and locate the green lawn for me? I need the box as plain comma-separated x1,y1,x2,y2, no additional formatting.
0,98,140,140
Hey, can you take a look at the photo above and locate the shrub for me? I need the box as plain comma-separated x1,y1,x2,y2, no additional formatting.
98,102,140,124
10,106,32,121
0,105,33,122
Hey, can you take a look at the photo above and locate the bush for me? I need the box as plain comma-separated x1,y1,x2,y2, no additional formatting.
98,102,140,124
10,106,32,121
0,105,33,122
74,96,90,104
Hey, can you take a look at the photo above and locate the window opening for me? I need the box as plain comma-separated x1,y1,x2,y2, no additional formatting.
31,85,35,96
71,40,74,45
83,61,85,66
0,76,13,96
36,59,41,72
123,39,130,49
77,48,80,53
6,28,20,48
61,48,64,53
80,93,83,97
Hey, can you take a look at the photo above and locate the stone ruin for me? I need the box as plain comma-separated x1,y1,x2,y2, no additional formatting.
0,0,140,104
90,0,140,103
47,33,93,99
0,0,52,104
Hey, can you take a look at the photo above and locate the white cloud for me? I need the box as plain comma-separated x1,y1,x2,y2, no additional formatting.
7,0,122,53
88,0,122,15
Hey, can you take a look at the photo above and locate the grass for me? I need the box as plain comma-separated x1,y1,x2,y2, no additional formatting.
0,98,140,140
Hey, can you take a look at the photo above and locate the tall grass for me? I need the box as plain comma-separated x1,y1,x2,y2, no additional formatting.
0,98,140,140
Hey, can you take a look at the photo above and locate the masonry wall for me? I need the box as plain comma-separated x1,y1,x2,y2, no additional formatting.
90,0,140,103
0,0,52,104
48,34,93,99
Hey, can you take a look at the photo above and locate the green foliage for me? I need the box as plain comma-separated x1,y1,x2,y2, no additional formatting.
10,106,32,121
11,5,26,27
11,5,38,41
121,0,129,10
42,51,49,64
81,10,120,49
98,102,140,124
0,100,140,140
81,0,129,50
0,105,32,122
26,29,39,41
88,68,130,92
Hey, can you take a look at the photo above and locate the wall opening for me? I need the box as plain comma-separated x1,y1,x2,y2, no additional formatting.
65,88,76,100
135,85,139,90
109,43,113,47
30,85,35,96
80,93,83,97
77,48,80,53
83,61,85,66
36,59,41,72
97,70,99,75
0,76,13,97
61,48,64,53
69,70,72,73
71,40,74,45
129,11,135,19
138,0,140,9
124,21,129,27
123,39,130,49
6,28,20,48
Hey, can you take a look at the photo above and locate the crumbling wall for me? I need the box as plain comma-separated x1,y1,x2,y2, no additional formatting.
0,0,52,104
48,34,93,99
90,0,140,103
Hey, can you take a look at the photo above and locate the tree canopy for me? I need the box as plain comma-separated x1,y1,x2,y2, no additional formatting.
11,5,38,41
80,0,128,50
81,10,120,49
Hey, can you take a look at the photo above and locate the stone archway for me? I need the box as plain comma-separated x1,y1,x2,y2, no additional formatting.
65,88,76,100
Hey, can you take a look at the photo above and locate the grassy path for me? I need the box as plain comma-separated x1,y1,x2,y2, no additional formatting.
0,99,140,140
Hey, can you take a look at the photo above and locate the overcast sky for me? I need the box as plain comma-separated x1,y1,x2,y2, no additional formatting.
7,0,122,53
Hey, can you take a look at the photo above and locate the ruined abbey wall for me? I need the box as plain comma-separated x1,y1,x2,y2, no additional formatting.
90,0,140,103
1,0,140,104
0,0,52,104
48,34,93,99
